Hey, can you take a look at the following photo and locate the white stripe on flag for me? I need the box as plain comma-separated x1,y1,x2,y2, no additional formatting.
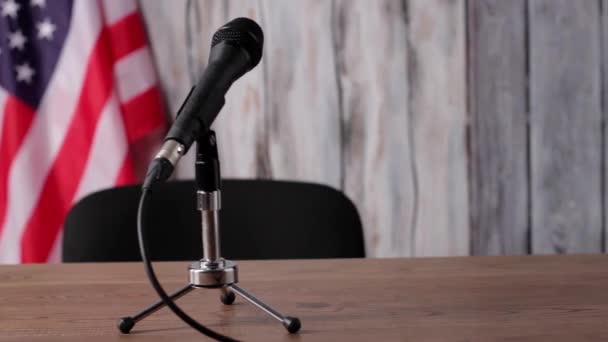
101,0,137,26
47,230,63,264
0,1,103,263
47,93,127,263
73,93,127,201
114,47,157,102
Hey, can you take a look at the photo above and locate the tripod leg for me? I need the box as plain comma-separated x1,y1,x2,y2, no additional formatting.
229,284,301,334
118,284,194,333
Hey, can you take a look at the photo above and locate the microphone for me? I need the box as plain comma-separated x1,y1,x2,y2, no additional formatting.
144,17,264,188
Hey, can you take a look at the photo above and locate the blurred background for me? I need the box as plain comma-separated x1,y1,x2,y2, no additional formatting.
0,0,604,262
140,0,606,257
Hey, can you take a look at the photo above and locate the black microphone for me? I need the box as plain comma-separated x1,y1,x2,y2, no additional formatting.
144,17,264,188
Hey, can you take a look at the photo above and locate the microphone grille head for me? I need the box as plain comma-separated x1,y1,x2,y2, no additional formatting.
212,17,264,69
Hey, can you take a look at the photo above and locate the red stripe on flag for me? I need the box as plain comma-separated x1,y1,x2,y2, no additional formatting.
20,30,115,263
114,154,137,186
108,12,147,61
120,86,165,144
0,97,35,241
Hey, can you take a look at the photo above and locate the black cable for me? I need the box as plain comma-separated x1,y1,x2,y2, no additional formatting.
137,181,240,341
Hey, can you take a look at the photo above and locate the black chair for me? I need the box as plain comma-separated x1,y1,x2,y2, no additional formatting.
62,179,365,262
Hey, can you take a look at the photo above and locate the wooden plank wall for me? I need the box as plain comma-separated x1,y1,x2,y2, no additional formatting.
469,0,605,255
334,0,416,256
528,0,603,254
467,0,529,255
140,0,608,257
604,0,608,252
408,0,469,256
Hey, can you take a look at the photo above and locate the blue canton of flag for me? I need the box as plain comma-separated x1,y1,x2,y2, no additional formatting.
0,0,72,108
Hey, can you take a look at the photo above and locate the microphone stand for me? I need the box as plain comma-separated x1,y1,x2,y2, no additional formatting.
118,130,301,335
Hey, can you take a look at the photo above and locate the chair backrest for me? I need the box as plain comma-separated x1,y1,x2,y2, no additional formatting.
62,179,365,262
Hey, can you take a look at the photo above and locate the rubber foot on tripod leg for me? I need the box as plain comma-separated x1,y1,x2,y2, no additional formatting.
118,317,135,334
220,290,236,305
283,317,301,334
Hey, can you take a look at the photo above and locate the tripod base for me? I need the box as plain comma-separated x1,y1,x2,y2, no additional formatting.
118,260,301,335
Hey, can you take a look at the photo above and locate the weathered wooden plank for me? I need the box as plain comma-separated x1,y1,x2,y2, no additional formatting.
604,0,608,253
213,1,268,178
259,1,342,187
529,0,602,253
140,0,226,179
408,0,469,256
467,0,528,255
334,0,414,257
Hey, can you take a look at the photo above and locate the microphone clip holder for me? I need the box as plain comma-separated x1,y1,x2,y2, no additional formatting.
118,130,301,336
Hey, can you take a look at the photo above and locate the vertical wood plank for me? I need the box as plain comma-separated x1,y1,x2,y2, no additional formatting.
408,0,469,256
467,0,529,255
529,0,602,253
140,0,226,179
334,0,414,257
260,1,342,187
604,0,608,253
214,1,268,178
139,0,190,111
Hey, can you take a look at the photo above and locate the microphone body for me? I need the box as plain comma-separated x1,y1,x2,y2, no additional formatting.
144,18,264,188
166,43,252,151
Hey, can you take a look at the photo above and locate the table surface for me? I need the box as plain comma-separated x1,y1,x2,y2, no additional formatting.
1,255,608,341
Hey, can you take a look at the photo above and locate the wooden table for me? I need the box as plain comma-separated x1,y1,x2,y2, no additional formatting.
1,256,608,341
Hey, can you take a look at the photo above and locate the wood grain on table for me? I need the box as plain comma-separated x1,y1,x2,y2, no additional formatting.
1,256,608,341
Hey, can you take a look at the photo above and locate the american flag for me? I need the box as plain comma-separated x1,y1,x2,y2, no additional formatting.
0,0,165,263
